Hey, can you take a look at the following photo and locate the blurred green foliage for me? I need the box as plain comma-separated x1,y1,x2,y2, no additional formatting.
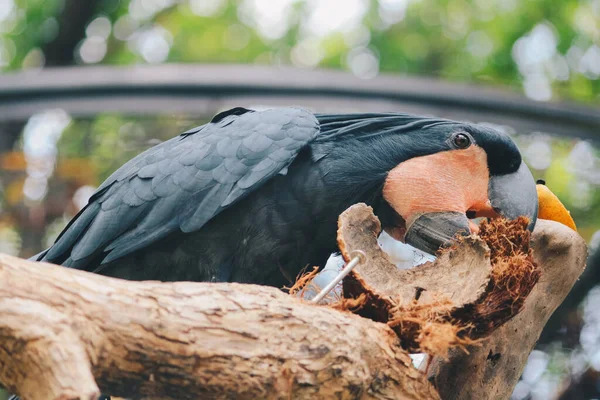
1,0,599,103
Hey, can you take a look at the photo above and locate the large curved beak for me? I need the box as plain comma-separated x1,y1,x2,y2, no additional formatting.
488,161,538,231
404,161,538,255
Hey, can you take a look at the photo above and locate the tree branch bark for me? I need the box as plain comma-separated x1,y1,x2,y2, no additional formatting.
0,254,438,400
0,216,587,400
43,0,100,66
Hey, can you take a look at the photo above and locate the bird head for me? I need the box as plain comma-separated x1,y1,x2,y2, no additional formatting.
316,113,538,255
379,122,538,254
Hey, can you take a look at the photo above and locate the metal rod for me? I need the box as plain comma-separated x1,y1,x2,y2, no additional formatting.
311,250,366,304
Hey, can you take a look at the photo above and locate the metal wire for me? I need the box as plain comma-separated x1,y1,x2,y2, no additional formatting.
311,250,366,304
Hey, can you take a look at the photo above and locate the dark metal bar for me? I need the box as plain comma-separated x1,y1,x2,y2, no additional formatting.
0,64,598,140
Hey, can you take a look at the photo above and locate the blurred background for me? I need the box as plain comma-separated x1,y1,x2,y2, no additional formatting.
0,0,599,399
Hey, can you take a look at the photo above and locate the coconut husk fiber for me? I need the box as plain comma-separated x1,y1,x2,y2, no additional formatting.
329,203,540,357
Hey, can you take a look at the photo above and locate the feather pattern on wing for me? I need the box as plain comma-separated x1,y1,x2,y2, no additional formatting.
41,107,319,271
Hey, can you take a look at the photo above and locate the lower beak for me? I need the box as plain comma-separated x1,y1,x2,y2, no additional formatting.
404,212,471,254
404,161,538,255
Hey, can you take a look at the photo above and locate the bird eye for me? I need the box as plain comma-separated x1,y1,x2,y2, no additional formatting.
452,133,471,149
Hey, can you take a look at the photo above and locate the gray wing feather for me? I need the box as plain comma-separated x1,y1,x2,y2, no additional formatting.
43,201,101,260
40,107,319,271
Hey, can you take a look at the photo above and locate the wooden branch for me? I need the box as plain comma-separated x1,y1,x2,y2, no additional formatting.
0,254,439,400
427,219,588,399
0,207,586,400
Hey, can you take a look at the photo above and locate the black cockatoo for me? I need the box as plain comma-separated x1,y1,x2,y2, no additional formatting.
34,107,538,288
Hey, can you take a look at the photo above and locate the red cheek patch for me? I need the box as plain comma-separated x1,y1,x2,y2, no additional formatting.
382,146,491,227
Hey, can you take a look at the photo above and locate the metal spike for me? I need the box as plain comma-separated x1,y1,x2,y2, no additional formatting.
311,250,366,304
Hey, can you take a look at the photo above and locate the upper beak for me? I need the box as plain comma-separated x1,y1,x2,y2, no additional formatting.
488,161,538,231
404,161,538,255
